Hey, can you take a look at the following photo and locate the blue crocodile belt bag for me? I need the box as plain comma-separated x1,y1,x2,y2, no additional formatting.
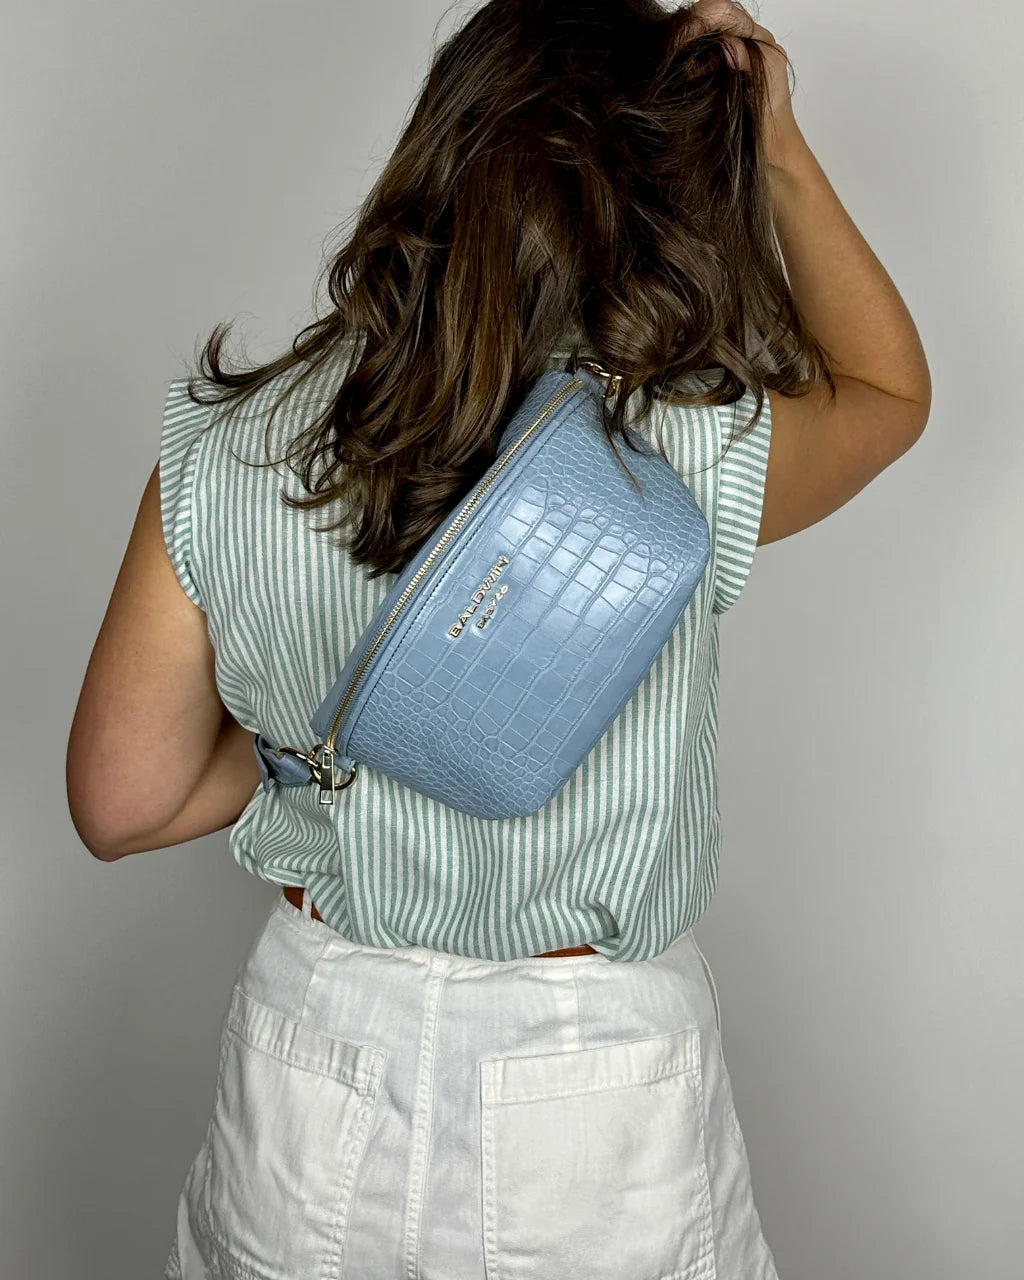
251,359,711,819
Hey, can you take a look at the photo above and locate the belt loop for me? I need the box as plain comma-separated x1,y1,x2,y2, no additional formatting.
301,888,314,921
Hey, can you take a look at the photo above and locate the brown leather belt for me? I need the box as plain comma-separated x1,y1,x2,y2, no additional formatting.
281,886,597,958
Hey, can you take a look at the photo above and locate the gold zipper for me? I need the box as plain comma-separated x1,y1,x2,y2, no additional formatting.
298,375,584,805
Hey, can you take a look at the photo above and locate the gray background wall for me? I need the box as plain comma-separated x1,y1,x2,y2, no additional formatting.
3,1,1020,1276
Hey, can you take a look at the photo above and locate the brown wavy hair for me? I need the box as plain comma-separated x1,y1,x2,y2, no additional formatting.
182,0,835,579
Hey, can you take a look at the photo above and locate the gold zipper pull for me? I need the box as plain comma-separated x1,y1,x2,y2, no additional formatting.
310,742,358,806
315,743,337,805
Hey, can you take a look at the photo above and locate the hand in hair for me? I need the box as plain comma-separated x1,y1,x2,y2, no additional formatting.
686,0,796,153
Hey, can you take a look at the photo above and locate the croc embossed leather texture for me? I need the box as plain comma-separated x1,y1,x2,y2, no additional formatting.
252,363,711,819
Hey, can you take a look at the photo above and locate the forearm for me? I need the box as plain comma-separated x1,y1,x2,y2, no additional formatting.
97,713,263,860
765,118,932,408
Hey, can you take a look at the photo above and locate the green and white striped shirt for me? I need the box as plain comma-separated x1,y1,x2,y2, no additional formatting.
159,334,771,962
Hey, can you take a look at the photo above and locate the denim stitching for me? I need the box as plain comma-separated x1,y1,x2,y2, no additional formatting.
403,956,448,1280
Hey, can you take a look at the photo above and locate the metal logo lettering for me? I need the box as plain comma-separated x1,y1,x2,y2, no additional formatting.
447,555,510,637
474,582,509,630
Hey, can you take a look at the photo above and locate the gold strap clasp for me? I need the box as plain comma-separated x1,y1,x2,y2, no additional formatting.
575,358,624,400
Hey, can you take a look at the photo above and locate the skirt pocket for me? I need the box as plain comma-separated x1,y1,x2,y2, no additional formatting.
198,983,388,1280
480,1027,716,1280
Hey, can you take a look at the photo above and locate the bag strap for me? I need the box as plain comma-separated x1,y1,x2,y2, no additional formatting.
252,733,313,794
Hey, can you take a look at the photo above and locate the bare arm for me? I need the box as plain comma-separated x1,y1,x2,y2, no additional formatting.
767,117,932,409
753,115,932,547
88,708,262,861
694,0,933,546
67,465,262,861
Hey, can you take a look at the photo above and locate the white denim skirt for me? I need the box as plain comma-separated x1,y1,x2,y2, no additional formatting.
163,888,780,1280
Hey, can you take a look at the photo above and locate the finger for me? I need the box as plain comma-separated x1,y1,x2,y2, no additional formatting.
689,2,780,75
691,0,756,38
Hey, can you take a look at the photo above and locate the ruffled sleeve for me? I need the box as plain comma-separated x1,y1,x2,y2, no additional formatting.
158,377,209,611
712,386,773,615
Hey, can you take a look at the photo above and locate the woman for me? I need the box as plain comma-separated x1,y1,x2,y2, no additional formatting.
66,1,931,1277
